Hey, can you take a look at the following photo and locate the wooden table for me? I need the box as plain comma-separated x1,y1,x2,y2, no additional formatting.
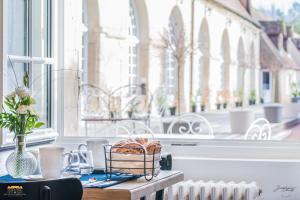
82,171,184,200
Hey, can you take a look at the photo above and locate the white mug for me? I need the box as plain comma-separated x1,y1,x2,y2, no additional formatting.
79,139,108,169
39,146,72,179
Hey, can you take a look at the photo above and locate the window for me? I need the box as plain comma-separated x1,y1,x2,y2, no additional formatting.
262,71,270,90
2,0,54,145
81,0,89,84
165,15,178,96
128,1,139,94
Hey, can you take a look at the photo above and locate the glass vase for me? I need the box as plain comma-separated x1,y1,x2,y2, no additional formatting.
5,135,37,178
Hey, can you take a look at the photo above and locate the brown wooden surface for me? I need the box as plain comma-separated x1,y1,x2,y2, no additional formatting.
82,171,184,200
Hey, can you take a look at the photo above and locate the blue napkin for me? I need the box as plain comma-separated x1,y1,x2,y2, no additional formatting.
0,173,139,188
80,173,139,188
0,175,26,183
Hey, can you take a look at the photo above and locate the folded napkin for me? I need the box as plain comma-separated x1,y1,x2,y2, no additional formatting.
0,175,26,183
80,173,139,188
0,173,139,189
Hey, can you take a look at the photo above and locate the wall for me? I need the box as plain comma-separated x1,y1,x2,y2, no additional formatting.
173,157,300,200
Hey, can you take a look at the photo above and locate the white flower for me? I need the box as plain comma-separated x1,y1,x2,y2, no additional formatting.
5,91,16,99
15,87,30,98
16,105,34,115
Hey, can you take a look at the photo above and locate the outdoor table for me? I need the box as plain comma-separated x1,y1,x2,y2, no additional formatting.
82,170,184,200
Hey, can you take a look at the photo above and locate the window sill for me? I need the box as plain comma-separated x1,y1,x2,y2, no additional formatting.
1,128,58,151
0,139,55,152
59,136,300,160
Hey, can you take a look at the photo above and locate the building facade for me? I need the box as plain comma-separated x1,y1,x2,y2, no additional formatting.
78,0,261,116
60,0,300,135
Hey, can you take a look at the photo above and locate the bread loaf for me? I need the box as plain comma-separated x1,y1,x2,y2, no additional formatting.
146,141,161,154
112,138,161,155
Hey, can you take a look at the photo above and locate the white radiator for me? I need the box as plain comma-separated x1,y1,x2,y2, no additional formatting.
164,180,261,200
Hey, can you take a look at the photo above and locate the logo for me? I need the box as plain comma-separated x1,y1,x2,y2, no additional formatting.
4,185,26,197
273,185,296,199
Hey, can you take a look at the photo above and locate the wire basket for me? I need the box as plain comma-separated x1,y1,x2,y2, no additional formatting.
104,144,161,181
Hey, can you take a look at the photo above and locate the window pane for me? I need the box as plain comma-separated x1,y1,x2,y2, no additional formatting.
6,62,29,94
32,0,52,57
31,64,51,128
7,0,29,56
5,63,51,128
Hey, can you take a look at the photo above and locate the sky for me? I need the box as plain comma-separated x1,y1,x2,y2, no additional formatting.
252,0,297,13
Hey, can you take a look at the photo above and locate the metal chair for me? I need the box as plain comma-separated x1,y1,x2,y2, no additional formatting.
116,120,154,136
244,118,271,140
166,113,214,138
0,177,82,200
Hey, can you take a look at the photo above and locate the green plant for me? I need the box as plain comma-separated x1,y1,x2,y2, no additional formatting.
291,82,299,98
191,96,196,106
250,90,256,101
0,72,45,137
127,101,138,113
156,94,166,108
238,90,244,101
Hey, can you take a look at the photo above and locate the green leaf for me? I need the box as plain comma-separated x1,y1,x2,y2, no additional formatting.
34,122,45,128
23,71,30,88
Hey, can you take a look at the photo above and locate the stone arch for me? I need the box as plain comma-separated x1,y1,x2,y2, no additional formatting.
164,6,185,112
193,18,211,106
220,29,231,93
236,37,246,98
131,0,149,83
197,18,210,99
84,0,101,87
250,42,256,90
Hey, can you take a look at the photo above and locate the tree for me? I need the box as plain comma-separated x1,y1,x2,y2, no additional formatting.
154,25,192,114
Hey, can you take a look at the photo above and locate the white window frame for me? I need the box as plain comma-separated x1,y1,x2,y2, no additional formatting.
128,1,139,94
0,0,58,146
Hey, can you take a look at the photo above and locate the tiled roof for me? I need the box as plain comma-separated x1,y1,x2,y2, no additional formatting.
211,0,261,28
260,32,284,70
260,32,300,71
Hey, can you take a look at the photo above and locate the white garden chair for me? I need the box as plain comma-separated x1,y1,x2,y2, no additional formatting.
244,118,271,140
115,120,154,136
166,113,214,138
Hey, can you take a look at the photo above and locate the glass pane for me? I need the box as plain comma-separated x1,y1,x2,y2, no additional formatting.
31,64,51,128
7,0,29,56
32,0,51,57
6,62,29,94
5,63,51,128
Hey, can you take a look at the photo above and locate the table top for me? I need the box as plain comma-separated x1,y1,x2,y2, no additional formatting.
82,170,184,200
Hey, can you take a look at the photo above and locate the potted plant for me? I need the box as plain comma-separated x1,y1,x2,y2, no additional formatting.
291,82,299,103
249,90,256,105
155,93,167,117
0,72,44,178
109,96,119,119
200,89,209,112
167,95,176,116
221,90,230,109
238,90,244,107
201,103,206,112
191,98,197,112
126,102,138,119
234,90,243,107
216,91,222,110
191,91,200,112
